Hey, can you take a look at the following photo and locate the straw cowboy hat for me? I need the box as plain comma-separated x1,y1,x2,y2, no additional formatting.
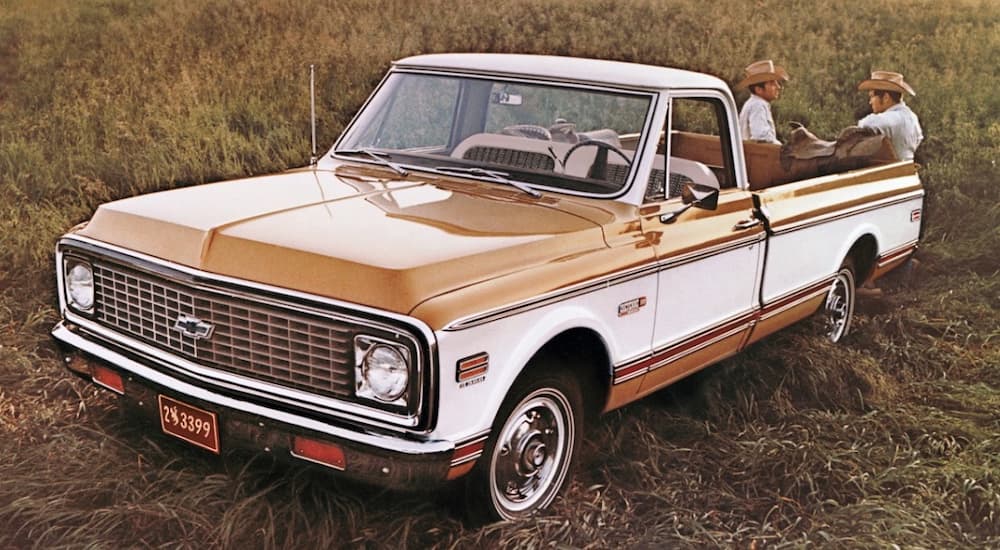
735,59,790,90
858,70,916,96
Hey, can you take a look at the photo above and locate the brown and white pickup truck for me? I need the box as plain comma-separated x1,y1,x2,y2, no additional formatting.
52,54,923,520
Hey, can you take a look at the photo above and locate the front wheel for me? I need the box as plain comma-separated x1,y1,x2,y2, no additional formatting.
465,369,583,522
824,260,857,343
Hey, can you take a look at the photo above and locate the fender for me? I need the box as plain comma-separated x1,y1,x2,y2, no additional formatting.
834,221,883,272
432,300,623,439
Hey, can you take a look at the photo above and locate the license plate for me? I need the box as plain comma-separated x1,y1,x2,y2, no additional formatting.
158,395,220,454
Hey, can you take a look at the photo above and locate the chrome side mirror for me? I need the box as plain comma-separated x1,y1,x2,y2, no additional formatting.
660,183,720,224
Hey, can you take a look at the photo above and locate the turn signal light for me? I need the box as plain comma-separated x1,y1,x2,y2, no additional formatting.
291,436,346,471
456,352,489,382
92,365,125,394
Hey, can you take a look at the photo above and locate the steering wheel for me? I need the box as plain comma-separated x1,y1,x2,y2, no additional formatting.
561,139,633,181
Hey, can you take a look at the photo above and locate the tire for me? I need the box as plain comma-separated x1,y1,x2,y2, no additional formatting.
824,259,857,343
464,368,583,522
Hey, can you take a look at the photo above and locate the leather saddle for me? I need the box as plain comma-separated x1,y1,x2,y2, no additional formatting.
779,124,896,179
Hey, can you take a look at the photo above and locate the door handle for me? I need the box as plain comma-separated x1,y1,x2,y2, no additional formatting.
733,218,762,231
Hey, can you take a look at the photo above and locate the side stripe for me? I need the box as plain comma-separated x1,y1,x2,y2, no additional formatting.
613,311,756,384
443,235,762,331
612,276,835,385
769,190,924,236
877,241,918,269
759,277,835,321
445,191,918,332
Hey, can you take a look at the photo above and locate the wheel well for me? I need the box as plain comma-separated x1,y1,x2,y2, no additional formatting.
847,235,878,284
523,328,610,419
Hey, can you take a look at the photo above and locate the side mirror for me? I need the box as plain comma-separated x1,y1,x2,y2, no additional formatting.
681,183,719,210
660,183,720,224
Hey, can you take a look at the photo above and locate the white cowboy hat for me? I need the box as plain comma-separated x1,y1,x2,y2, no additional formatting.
735,59,790,90
858,70,916,96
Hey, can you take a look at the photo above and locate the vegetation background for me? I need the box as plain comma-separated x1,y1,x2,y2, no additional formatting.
1,0,997,547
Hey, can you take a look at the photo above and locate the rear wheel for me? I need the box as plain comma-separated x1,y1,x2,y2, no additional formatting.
465,369,583,522
824,260,857,343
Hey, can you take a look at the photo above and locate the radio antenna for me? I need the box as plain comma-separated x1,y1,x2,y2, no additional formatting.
310,64,318,165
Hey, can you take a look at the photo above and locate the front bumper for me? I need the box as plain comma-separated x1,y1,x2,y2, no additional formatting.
52,322,455,489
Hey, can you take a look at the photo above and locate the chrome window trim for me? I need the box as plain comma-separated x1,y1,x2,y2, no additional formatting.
56,234,438,433
666,89,748,192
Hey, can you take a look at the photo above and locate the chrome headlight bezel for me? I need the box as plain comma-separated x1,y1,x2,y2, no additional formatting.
63,257,95,314
354,335,411,406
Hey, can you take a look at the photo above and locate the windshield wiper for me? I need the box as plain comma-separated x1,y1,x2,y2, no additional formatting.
433,166,541,198
336,148,409,176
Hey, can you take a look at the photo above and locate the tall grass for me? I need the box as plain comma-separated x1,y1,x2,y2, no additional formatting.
1,0,998,547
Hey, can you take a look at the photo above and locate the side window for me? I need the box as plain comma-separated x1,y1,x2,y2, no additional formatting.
646,96,736,203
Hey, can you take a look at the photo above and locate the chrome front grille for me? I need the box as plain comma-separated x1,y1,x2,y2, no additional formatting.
92,262,355,399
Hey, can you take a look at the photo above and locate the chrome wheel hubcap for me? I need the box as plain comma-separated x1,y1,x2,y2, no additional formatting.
825,271,853,342
490,390,572,515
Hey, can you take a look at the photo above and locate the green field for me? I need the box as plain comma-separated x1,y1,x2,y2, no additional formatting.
1,0,998,547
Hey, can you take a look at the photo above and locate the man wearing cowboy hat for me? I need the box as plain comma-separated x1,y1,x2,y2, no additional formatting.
857,70,923,161
736,60,789,144
856,71,924,298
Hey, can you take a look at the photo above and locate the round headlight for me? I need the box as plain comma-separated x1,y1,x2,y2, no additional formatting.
66,261,95,311
362,344,409,402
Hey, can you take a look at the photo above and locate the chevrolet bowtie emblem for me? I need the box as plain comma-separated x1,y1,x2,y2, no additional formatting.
172,313,214,340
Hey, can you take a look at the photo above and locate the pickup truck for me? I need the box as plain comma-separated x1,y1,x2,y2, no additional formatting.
52,53,923,521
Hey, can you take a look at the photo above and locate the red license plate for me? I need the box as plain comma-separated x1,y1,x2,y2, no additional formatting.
158,395,220,454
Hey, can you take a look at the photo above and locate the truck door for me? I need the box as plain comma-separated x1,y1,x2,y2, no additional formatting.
635,94,765,397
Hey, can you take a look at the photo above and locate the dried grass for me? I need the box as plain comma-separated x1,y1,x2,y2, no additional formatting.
1,0,998,547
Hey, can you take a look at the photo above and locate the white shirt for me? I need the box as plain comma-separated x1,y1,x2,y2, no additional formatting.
858,102,923,161
739,94,779,144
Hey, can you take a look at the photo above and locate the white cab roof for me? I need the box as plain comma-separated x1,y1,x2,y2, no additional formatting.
394,53,726,91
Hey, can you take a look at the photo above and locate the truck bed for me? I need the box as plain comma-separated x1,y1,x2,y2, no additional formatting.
669,131,900,191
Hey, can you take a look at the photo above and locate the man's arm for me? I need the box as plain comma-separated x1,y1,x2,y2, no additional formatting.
858,111,889,134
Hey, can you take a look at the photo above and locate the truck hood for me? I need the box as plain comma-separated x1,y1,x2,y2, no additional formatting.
78,165,614,314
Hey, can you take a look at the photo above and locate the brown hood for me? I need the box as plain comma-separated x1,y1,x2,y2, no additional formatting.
79,165,616,314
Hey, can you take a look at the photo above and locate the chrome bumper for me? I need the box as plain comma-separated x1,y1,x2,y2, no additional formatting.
52,322,455,488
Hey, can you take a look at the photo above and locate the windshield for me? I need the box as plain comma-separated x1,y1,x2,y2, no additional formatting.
334,71,655,196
